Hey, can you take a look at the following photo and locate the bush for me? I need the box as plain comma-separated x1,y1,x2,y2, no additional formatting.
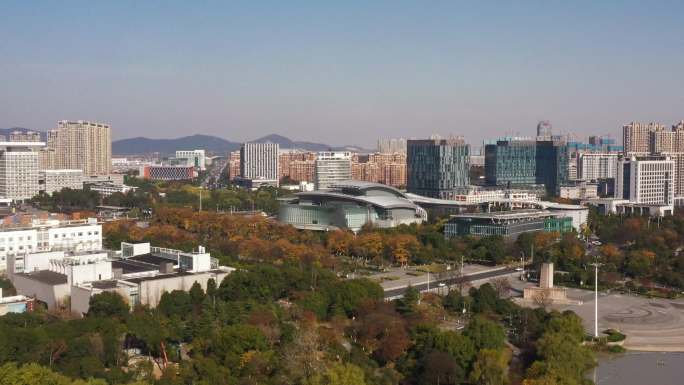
603,329,626,342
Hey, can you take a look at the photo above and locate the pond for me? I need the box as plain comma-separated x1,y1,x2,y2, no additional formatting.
592,352,684,385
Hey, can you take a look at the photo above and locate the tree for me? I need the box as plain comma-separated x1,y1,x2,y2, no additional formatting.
158,290,192,318
396,285,420,314
469,348,511,385
189,282,205,306
87,292,129,319
419,350,465,385
308,363,367,385
491,277,512,298
464,316,505,351
526,332,595,384
387,234,420,266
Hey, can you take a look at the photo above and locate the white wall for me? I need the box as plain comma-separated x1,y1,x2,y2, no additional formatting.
11,274,69,310
68,260,112,285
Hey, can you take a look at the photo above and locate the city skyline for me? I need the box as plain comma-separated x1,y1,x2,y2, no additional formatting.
2,1,684,147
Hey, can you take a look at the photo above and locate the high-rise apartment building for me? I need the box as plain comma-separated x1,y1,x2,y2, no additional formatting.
48,120,112,175
407,138,470,199
9,131,41,142
616,156,674,205
620,120,684,197
289,160,316,183
622,122,666,155
315,152,352,190
227,151,241,181
279,151,316,182
240,142,279,183
578,153,619,181
377,138,407,154
0,141,44,201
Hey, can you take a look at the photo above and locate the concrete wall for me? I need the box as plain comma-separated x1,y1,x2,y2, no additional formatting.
139,271,230,308
68,261,112,285
11,275,68,310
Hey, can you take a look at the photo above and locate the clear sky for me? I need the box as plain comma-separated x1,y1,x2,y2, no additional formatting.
1,1,683,148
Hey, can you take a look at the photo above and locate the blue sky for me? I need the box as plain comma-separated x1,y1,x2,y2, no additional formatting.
1,1,683,148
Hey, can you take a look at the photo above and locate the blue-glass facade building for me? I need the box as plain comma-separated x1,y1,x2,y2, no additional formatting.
484,138,569,196
407,138,470,199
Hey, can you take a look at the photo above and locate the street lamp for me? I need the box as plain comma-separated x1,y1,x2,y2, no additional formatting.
589,261,602,338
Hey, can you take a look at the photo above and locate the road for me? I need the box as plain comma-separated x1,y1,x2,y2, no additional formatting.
383,266,518,299
201,158,228,189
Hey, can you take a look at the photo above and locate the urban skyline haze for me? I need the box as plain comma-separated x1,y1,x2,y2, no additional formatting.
1,1,683,147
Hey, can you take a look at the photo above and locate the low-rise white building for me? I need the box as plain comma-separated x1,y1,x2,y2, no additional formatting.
40,169,84,195
175,150,206,171
89,182,137,197
0,218,102,271
7,241,234,314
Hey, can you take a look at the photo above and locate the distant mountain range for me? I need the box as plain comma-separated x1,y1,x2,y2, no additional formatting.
0,128,370,155
112,133,370,155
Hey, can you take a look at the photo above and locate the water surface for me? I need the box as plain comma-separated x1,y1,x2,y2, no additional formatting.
593,352,684,385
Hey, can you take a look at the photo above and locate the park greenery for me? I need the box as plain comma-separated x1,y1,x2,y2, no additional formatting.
0,262,595,385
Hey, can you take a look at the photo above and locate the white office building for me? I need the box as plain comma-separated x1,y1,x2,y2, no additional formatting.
0,218,102,271
616,156,675,205
89,182,137,197
175,150,206,170
7,242,233,313
240,142,279,183
578,153,618,181
0,141,45,201
40,169,84,195
315,151,352,190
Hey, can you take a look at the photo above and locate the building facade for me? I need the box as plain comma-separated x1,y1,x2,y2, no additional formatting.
240,142,279,184
175,150,206,170
616,156,675,206
578,153,618,181
484,138,568,196
40,169,84,195
0,218,102,271
407,138,470,199
0,141,44,201
279,181,427,232
444,210,573,239
315,151,352,190
485,139,537,187
377,138,407,154
48,120,112,175
141,165,197,181
622,121,666,155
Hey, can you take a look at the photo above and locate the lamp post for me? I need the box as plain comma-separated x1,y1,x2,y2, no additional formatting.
589,261,602,338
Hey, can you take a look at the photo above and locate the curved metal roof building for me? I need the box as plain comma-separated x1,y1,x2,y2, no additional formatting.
278,180,427,232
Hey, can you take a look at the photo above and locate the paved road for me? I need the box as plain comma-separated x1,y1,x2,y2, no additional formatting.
383,266,518,298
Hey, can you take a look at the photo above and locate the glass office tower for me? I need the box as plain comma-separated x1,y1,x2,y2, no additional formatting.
407,138,470,199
